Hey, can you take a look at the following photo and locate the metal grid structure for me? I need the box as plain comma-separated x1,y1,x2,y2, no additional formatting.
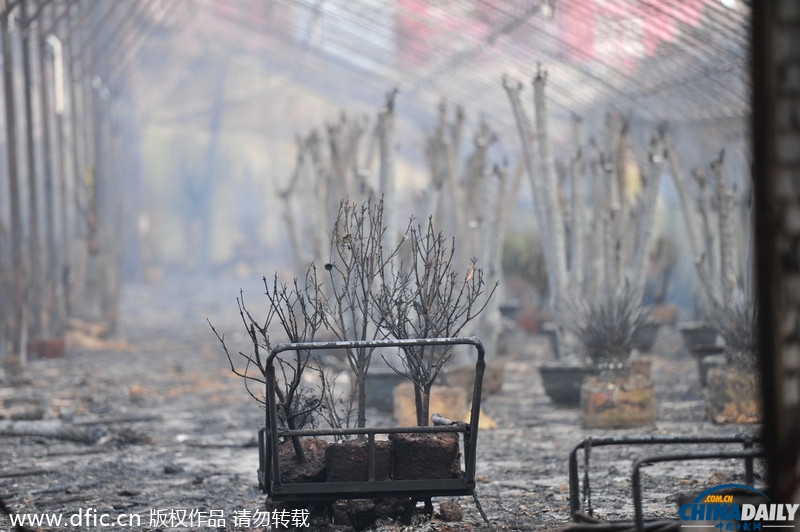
258,337,486,503
0,5,754,268
1,1,752,308
180,0,750,136
568,434,763,531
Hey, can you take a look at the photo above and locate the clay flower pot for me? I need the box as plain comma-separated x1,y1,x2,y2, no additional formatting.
580,374,656,429
446,360,505,396
648,303,678,326
578,357,656,429
705,365,761,424
28,337,66,359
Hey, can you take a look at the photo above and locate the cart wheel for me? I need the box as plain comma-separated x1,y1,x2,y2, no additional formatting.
424,497,433,518
401,497,434,524
401,499,414,524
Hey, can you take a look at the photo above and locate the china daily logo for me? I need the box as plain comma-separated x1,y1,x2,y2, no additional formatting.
680,484,798,529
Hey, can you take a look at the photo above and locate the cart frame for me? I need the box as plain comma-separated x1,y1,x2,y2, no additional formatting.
258,336,486,502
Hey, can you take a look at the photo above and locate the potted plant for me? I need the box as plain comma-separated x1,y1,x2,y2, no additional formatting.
213,198,495,529
374,218,498,426
664,137,757,416
504,70,667,410
210,273,330,462
704,296,760,423
210,199,404,487
566,288,656,429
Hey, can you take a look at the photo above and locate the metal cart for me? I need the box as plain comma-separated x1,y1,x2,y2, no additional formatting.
258,337,486,504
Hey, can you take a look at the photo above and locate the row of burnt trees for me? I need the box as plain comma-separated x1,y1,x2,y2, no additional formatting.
503,67,753,365
1,1,177,364
216,91,515,451
212,198,497,460
220,69,753,447
278,90,519,359
504,68,665,362
667,141,755,366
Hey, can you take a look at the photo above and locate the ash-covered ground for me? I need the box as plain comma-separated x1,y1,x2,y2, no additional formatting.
0,274,763,531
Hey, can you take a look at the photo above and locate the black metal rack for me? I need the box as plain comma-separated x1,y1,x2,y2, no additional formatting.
568,434,762,532
258,337,486,503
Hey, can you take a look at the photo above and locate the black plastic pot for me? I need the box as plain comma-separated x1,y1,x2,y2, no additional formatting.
678,321,719,351
538,364,598,405
632,322,660,353
540,322,560,360
365,367,407,413
689,344,726,386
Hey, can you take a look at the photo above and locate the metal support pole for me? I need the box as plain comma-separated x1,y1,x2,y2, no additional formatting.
43,0,77,35
1,2,26,360
37,0,59,335
46,30,70,323
62,0,86,315
367,433,376,482
69,0,122,62
20,0,43,339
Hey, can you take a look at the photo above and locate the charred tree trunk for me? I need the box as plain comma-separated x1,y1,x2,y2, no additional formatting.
663,130,717,305
0,419,107,444
532,68,568,310
378,89,398,256
629,136,666,306
570,116,586,294
505,71,666,362
503,76,554,305
417,385,430,427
